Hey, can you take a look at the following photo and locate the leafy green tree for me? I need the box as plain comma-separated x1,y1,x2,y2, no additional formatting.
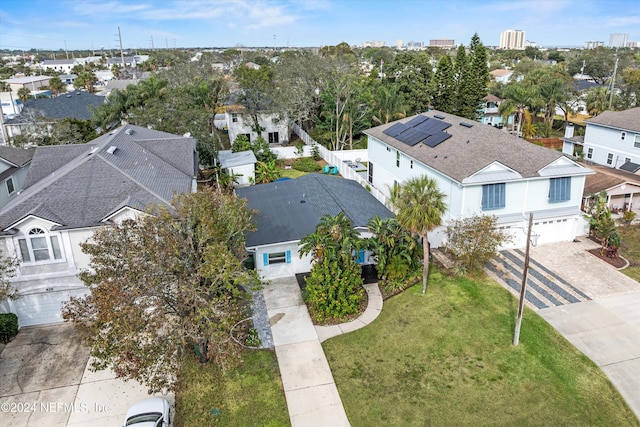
17,87,31,103
63,187,258,393
446,215,511,274
299,212,364,323
231,134,252,152
452,44,468,115
48,76,66,96
585,86,610,116
74,71,97,93
385,51,432,115
568,47,615,84
234,64,274,133
390,176,447,294
367,216,420,281
586,190,621,254
499,83,538,135
457,34,490,120
253,160,280,184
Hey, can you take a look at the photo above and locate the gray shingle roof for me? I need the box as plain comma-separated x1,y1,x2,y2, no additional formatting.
365,110,571,183
0,146,35,168
585,108,640,133
11,92,105,121
218,150,257,168
0,125,196,230
236,174,393,247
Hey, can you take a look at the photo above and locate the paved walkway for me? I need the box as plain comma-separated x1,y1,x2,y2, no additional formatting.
487,238,640,420
261,278,382,427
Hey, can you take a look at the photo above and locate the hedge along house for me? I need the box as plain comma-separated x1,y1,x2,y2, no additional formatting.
0,125,198,327
235,173,394,280
364,110,594,249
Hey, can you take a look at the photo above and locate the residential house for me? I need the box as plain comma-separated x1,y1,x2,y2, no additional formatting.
364,110,593,249
236,173,393,280
226,107,289,145
106,55,149,68
479,94,514,128
217,150,257,186
583,164,640,216
562,108,640,168
3,91,105,140
40,59,77,74
0,146,34,208
2,76,52,97
0,125,198,327
490,69,514,84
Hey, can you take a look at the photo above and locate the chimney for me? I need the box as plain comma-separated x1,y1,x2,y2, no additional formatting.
564,123,574,138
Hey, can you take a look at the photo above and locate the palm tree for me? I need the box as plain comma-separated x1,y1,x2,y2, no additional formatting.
390,176,447,294
48,76,66,96
499,83,537,136
17,87,31,103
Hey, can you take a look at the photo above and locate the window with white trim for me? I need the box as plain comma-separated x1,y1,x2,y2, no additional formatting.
621,131,626,141
6,177,15,196
18,227,63,263
263,250,291,266
396,150,400,167
231,113,238,123
549,177,571,203
586,147,593,159
607,153,613,165
635,135,640,148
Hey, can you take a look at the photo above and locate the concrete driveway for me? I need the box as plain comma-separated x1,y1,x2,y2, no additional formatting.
489,238,640,420
0,323,173,427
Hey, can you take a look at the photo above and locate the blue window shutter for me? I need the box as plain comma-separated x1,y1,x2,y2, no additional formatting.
356,249,365,264
285,250,291,264
263,253,269,266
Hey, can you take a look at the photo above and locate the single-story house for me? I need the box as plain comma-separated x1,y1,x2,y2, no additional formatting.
236,173,394,280
217,150,257,186
583,163,640,215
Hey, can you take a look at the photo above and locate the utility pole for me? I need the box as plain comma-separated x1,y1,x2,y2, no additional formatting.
64,40,69,60
118,26,125,68
608,55,619,110
513,212,534,346
151,36,155,51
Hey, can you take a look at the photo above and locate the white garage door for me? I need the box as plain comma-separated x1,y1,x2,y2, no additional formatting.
13,290,73,327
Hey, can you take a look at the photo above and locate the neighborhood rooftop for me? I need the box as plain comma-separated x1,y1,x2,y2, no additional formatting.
365,110,576,183
584,107,640,133
236,174,393,248
0,125,196,231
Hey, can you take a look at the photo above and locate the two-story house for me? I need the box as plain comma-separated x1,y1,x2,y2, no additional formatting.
562,108,640,170
226,107,289,145
365,110,593,249
479,94,514,128
0,125,197,327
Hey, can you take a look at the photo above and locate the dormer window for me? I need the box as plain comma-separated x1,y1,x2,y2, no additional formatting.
17,227,63,263
6,177,15,196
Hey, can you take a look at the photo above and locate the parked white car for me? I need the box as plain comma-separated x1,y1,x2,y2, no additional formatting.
123,397,171,427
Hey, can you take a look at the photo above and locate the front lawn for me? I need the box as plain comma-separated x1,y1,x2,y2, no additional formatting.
619,224,640,282
324,271,638,426
175,349,289,426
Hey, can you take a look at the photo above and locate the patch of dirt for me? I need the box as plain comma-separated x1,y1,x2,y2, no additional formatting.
587,248,627,269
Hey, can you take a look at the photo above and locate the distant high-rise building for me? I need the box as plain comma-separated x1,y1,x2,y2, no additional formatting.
609,33,628,48
500,29,525,50
584,40,604,49
395,39,404,49
406,41,424,50
429,39,455,49
626,41,639,48
361,40,385,48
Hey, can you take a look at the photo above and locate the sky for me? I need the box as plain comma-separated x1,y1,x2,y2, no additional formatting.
1,0,639,52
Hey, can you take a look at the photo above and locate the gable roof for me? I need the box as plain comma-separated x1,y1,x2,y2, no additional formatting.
484,94,502,103
583,164,640,195
236,174,393,247
0,125,196,231
490,69,513,77
0,146,35,168
218,150,257,168
365,110,590,183
585,108,640,133
16,91,105,121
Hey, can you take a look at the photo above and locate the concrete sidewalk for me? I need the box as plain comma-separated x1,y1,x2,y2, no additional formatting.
263,277,350,427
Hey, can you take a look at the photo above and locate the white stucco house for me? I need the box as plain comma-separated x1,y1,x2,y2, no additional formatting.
562,108,640,171
364,110,594,249
0,125,197,327
217,149,257,186
226,108,289,145
236,173,393,280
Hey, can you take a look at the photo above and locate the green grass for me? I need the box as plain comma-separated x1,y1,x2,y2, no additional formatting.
279,168,308,179
323,271,639,426
175,349,289,426
620,224,640,281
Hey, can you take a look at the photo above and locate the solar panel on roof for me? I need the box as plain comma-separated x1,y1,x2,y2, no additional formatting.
397,128,428,146
423,132,452,147
414,118,451,135
383,122,406,137
405,115,428,127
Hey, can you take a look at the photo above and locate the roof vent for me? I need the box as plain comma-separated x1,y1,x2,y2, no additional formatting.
75,92,81,95
460,122,474,128
106,146,118,154
434,114,445,119
66,94,71,98
125,128,134,135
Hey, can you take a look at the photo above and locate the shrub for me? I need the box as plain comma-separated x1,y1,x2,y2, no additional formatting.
311,144,321,161
292,157,322,172
245,327,261,347
622,210,636,225
0,313,18,343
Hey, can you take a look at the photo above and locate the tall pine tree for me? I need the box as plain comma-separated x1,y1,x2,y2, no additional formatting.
467,33,490,120
431,55,456,113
